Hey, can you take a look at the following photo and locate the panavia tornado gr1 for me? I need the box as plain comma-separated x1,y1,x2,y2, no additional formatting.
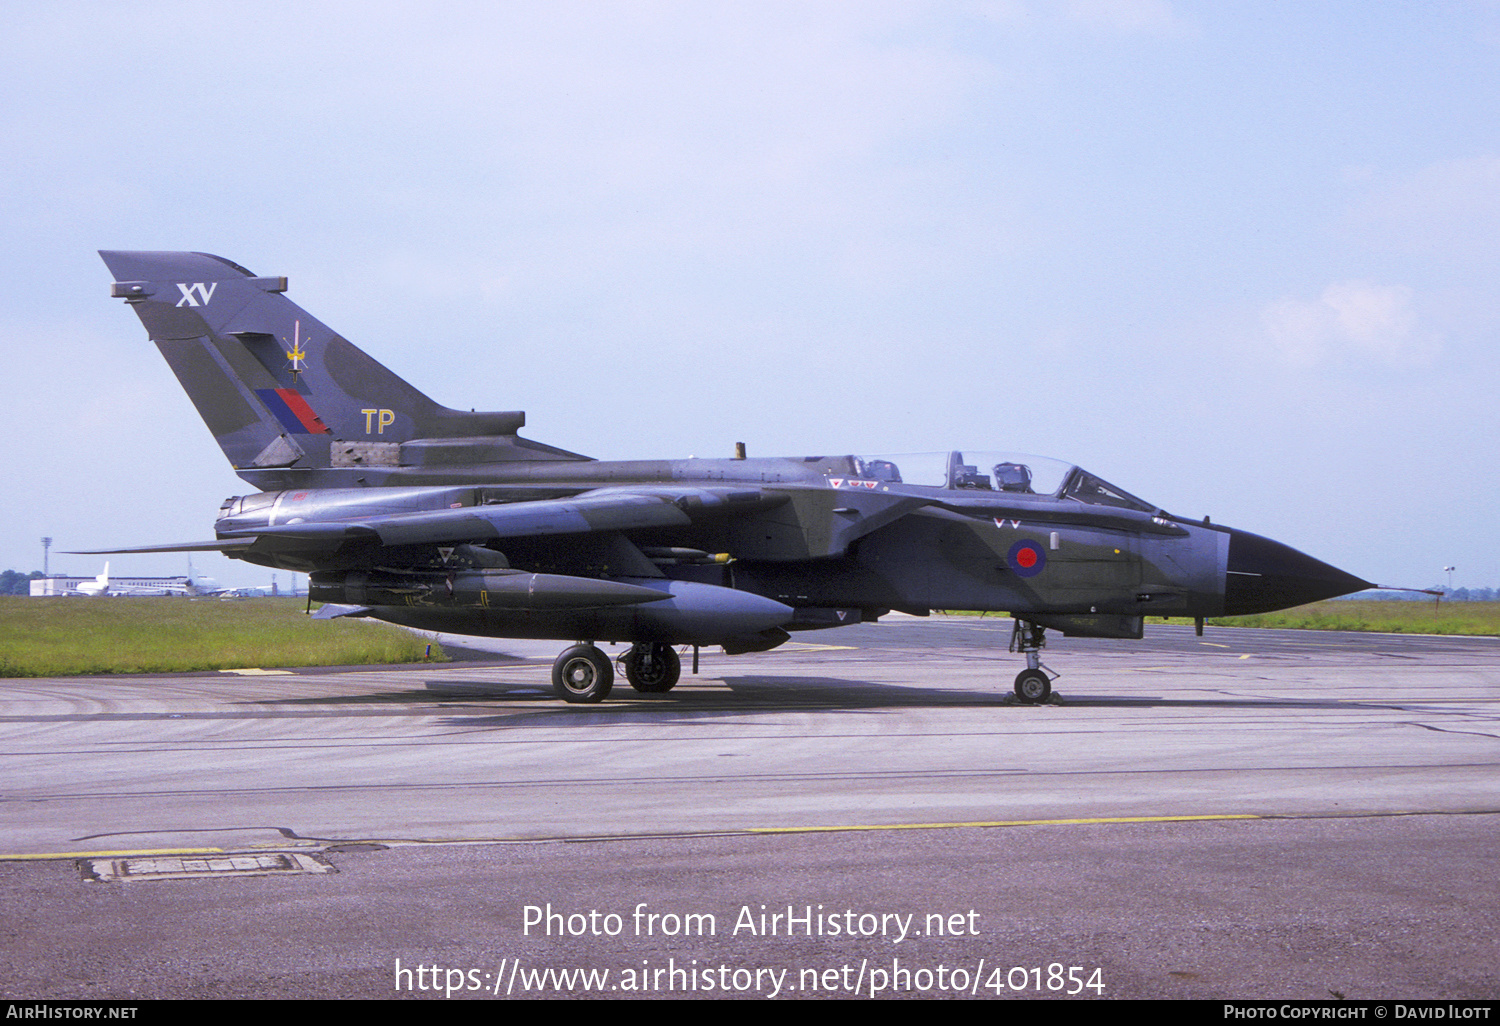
92,250,1373,704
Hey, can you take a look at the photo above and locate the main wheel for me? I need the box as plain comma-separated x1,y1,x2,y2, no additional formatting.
1013,669,1051,705
624,643,681,693
553,645,613,703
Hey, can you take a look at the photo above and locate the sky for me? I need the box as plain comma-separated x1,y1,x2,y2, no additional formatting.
1,0,1496,592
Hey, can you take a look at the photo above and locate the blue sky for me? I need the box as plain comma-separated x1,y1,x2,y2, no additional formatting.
2,1,1496,591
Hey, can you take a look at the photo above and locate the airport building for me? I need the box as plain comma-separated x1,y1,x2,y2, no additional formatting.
28,573,298,597
29,575,192,597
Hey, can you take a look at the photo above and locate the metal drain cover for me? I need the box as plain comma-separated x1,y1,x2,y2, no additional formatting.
84,852,333,882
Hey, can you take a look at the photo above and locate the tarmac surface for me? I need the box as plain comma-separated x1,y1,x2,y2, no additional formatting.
1,616,1497,1000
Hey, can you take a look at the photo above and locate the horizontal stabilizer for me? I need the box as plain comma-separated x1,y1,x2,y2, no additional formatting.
65,540,255,555
310,604,372,620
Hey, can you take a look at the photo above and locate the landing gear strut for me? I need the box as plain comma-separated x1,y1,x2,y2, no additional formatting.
552,643,613,703
1008,619,1056,704
622,642,681,693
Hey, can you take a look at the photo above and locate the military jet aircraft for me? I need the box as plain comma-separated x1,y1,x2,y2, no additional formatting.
92,250,1373,704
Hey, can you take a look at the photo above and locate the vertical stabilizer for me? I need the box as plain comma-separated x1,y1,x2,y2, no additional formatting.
100,251,587,489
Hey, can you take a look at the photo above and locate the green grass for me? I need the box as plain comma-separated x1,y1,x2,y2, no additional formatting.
8,595,1490,678
0,596,445,677
943,601,1500,636
1195,600,1500,636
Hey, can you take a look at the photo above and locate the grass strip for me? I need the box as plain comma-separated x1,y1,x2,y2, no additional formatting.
0,597,444,677
940,601,1500,636
1196,599,1500,636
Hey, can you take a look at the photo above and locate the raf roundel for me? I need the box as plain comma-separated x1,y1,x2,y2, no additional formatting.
1007,539,1047,579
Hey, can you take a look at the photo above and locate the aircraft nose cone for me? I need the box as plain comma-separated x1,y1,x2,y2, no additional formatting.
1224,529,1373,616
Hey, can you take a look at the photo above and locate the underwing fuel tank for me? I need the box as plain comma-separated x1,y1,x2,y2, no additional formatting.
312,571,797,647
344,575,797,648
310,569,671,609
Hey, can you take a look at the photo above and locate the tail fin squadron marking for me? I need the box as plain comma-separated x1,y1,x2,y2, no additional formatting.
175,282,218,307
286,320,307,377
100,250,589,489
255,388,332,435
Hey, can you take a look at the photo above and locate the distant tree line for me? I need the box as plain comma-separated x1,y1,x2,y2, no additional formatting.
1436,587,1498,602
0,570,44,595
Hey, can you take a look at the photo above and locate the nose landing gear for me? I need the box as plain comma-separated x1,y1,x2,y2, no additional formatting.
1009,619,1057,705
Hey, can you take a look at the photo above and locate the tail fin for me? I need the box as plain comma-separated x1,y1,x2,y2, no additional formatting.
99,251,586,490
76,563,109,596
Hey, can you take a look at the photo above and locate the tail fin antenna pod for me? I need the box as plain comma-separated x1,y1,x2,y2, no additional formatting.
99,251,587,489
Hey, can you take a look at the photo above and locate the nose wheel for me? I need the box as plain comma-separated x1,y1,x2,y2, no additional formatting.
1013,669,1052,704
1009,619,1057,705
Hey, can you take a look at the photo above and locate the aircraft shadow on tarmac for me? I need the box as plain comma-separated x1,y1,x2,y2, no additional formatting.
243,676,1013,720
241,675,1372,724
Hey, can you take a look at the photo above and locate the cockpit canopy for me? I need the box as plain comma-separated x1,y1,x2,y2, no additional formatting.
853,451,1158,513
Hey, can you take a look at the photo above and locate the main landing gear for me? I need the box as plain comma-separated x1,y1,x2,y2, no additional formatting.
552,644,613,703
1008,619,1057,705
551,642,683,703
621,642,681,694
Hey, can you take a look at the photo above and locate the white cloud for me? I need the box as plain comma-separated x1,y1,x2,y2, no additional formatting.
1262,281,1440,368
